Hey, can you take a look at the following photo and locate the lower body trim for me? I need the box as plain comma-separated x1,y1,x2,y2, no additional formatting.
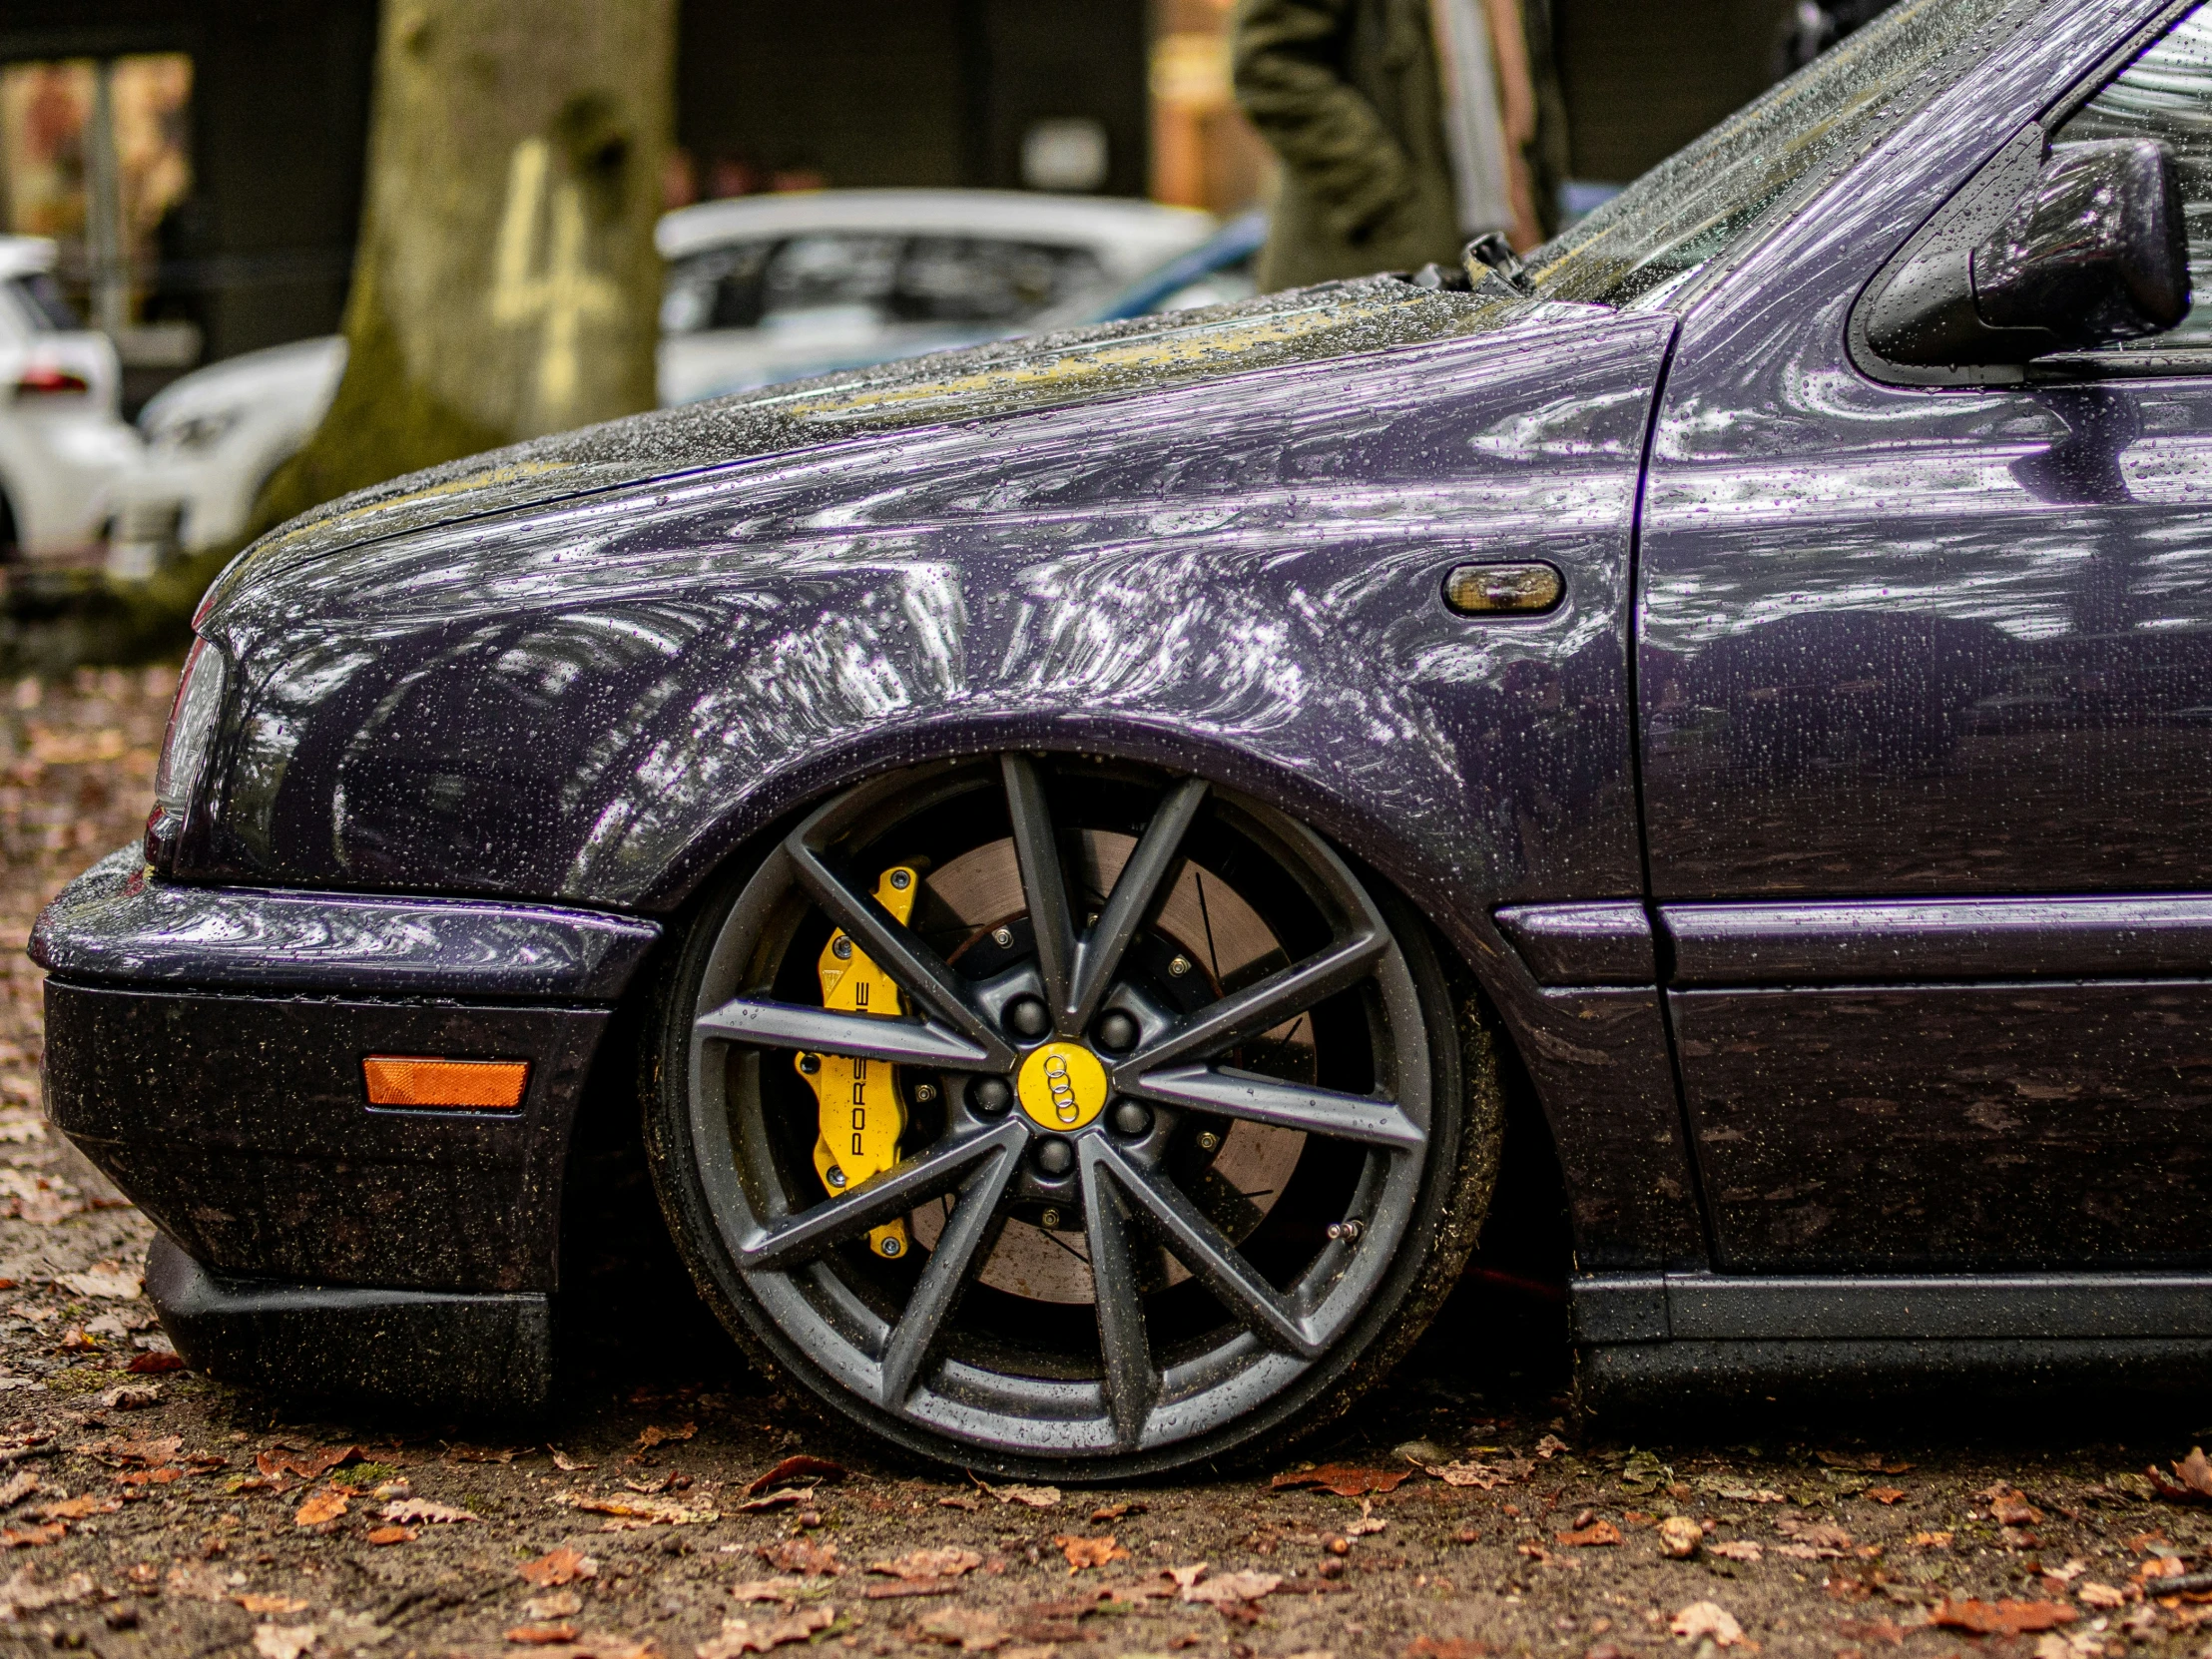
147,1235,553,1414
1573,1270,2212,1415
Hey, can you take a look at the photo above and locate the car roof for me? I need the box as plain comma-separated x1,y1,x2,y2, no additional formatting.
0,236,57,280
656,190,1214,272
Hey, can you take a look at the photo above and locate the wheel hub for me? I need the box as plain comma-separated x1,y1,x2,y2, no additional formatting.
1015,1040,1109,1131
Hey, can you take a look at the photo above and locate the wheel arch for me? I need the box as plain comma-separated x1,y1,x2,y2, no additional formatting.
602,723,1580,1284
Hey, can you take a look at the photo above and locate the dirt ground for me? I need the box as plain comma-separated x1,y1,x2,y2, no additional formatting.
0,667,2205,1659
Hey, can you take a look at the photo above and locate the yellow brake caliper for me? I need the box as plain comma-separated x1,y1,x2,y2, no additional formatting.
798,865,917,1260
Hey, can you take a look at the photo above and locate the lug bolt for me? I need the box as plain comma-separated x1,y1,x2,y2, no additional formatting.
1169,954,1193,977
1095,1009,1139,1052
889,868,912,890
1194,1130,1220,1153
1006,996,1050,1038
1110,1100,1152,1138
827,1167,846,1189
1326,1219,1365,1243
970,1077,1013,1116
878,1236,902,1257
1033,1138,1075,1178
991,926,1015,948
1039,1208,1062,1229
832,935,853,959
913,1083,937,1103
798,1053,822,1075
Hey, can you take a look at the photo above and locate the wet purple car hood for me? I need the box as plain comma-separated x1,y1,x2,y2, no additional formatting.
209,276,1600,608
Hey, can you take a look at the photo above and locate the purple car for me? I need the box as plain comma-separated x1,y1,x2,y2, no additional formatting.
30,0,2212,1475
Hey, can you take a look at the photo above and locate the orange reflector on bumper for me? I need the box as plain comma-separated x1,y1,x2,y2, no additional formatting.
362,1057,529,1110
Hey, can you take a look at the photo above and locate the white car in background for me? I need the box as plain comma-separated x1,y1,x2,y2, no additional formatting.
104,191,1216,570
107,334,346,578
0,237,140,562
655,190,1215,404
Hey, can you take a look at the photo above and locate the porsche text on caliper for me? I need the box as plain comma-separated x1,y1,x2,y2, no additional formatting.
796,865,918,1259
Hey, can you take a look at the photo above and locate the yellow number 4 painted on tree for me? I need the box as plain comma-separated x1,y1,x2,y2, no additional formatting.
797,865,920,1260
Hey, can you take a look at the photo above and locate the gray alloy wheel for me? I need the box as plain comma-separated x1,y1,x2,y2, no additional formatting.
645,755,1499,1478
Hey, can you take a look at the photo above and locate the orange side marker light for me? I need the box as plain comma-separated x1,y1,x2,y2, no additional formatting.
362,1057,529,1111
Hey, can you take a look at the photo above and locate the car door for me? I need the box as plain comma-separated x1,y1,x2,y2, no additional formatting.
1638,0,2212,1271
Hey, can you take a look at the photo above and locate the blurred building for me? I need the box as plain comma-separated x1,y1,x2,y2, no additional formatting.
1,0,1874,399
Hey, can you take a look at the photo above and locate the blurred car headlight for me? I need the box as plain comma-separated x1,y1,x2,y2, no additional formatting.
148,408,242,453
144,639,227,872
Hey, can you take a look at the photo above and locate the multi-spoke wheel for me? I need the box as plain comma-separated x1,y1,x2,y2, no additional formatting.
646,756,1501,1477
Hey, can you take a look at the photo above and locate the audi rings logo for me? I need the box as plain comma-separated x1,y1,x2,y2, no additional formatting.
1017,1041,1107,1131
1044,1053,1081,1124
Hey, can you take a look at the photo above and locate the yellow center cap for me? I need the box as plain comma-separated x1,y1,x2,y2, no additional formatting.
1016,1041,1109,1131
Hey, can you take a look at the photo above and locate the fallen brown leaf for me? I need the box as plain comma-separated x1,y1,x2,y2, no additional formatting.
293,1487,347,1528
381,1497,477,1524
1270,1464,1410,1497
698,1605,835,1656
506,1624,579,1646
1910,1531,1952,1548
1556,1519,1622,1548
742,1455,842,1496
634,1423,697,1450
1930,1599,2078,1635
1659,1516,1704,1559
914,1606,1002,1650
1671,1601,1747,1646
734,1487,813,1513
1710,1541,1764,1563
1867,1487,1906,1505
871,1548,983,1581
1180,1569,1281,1605
518,1547,598,1586
983,1482,1059,1508
127,1351,184,1375
1054,1534,1130,1571
549,1448,595,1472
252,1624,317,1659
363,1526,414,1546
758,1539,841,1577
237,1595,312,1616
2078,1583,2128,1610
0,1525,66,1549
35,1497,116,1521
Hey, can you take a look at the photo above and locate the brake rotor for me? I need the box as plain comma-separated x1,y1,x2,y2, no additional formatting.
905,828,1311,1305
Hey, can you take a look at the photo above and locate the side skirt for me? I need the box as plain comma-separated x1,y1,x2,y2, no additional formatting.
1574,1272,2212,1413
147,1235,553,1415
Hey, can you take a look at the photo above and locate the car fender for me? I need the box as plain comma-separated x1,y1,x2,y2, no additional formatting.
188,302,1700,1269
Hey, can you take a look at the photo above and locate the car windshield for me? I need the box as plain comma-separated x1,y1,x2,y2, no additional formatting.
1525,0,2029,307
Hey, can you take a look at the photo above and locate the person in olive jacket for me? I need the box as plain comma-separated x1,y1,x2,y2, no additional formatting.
1233,0,1566,291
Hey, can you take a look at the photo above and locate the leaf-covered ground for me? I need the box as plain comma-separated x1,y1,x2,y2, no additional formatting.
0,668,2203,1659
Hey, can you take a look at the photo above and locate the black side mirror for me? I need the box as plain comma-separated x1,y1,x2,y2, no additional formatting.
1867,139,2191,367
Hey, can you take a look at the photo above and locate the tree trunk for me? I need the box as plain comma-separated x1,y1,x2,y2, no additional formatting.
256,0,673,532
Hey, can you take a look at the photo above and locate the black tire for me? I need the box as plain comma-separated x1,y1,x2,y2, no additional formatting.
644,755,1502,1479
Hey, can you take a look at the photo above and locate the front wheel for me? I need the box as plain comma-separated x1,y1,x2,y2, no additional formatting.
644,755,1501,1479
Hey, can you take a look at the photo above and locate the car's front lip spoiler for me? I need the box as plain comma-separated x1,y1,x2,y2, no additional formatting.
145,1235,552,1416
31,844,663,1003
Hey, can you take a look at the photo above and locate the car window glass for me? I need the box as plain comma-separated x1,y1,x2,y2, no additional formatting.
661,241,775,334
2055,5,2212,349
892,239,1105,325
764,234,902,320
1525,0,2018,307
6,273,80,331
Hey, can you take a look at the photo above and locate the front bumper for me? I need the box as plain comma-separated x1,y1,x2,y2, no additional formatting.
34,849,661,1378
